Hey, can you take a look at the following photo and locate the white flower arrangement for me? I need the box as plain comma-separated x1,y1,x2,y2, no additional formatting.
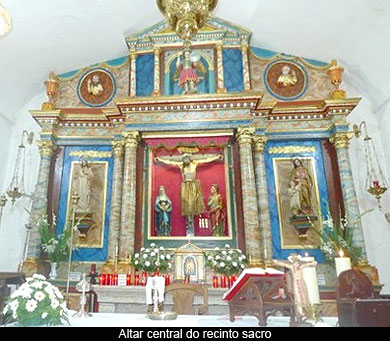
2,274,69,326
131,243,173,273
205,244,247,276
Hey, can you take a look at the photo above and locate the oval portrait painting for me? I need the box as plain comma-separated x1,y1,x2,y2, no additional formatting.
264,60,308,101
77,68,116,107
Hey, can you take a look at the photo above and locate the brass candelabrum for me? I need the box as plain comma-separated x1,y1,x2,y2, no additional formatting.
354,121,388,210
157,0,218,49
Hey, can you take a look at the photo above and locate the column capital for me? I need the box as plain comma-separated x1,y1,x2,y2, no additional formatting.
122,131,140,148
130,51,138,60
329,132,354,150
112,140,124,156
253,135,268,153
154,47,161,55
37,140,56,156
241,43,249,52
216,43,223,51
236,127,256,145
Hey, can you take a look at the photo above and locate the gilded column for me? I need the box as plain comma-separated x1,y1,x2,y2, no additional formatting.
216,43,227,94
241,43,251,91
152,47,161,96
106,140,124,266
253,135,273,264
236,127,262,264
330,132,366,257
119,131,140,264
130,52,138,97
24,140,56,274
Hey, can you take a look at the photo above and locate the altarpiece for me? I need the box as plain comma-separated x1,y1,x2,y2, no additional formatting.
22,15,366,310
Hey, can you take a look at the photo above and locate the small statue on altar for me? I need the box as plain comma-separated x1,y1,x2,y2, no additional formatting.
277,65,297,88
288,180,302,217
155,185,172,236
290,158,314,216
175,49,206,95
155,153,222,236
87,74,104,96
76,160,94,214
207,184,225,236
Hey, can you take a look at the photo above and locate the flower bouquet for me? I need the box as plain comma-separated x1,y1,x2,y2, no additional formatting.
131,243,173,274
309,204,370,265
39,214,71,263
2,274,69,326
205,244,247,276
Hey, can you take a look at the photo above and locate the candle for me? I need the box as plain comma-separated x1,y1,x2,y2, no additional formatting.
302,266,321,304
212,276,218,288
220,275,227,288
335,250,351,277
134,274,140,286
126,274,131,286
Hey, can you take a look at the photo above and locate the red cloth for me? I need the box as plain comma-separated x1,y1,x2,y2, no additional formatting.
146,137,230,237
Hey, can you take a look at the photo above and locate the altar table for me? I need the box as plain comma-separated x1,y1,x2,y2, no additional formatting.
67,313,338,327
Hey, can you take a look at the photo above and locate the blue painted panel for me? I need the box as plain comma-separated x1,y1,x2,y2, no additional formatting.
223,49,244,93
136,54,154,97
265,140,330,263
57,146,113,262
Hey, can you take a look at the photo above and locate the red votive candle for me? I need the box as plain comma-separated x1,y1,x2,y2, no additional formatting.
220,275,227,288
134,274,140,286
114,274,118,286
126,274,131,286
98,274,104,285
212,276,218,288
141,272,147,286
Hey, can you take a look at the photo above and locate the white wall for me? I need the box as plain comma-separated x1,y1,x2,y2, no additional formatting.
344,77,390,294
0,94,44,271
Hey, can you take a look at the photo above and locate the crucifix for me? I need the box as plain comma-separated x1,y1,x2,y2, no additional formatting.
155,153,222,236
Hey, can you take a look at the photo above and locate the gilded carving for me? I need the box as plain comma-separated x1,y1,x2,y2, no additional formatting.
236,127,255,145
37,140,56,157
253,135,268,153
268,146,316,154
112,140,124,157
69,151,113,158
329,132,354,150
122,131,140,148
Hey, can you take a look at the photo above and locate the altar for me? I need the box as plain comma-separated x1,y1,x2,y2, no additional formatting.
19,0,377,325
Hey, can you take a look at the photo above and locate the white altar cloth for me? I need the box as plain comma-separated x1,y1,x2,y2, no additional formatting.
67,313,338,327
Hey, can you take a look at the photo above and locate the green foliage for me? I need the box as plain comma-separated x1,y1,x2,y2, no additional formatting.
2,274,69,326
205,244,247,276
38,214,71,263
131,243,173,273
309,203,371,265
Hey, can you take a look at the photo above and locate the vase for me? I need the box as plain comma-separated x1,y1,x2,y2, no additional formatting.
50,262,57,280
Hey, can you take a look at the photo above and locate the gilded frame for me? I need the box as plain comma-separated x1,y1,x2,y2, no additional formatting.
66,161,108,248
272,156,322,249
145,137,235,241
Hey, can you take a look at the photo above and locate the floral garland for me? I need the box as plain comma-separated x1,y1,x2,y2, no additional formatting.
2,274,69,326
131,243,173,273
205,244,247,276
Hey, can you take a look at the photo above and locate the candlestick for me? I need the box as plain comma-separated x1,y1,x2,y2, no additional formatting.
335,251,351,277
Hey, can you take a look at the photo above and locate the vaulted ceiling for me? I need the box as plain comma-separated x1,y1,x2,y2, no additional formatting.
0,0,389,124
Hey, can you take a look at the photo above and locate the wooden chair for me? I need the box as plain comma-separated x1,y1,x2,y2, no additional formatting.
337,269,390,327
165,283,209,315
